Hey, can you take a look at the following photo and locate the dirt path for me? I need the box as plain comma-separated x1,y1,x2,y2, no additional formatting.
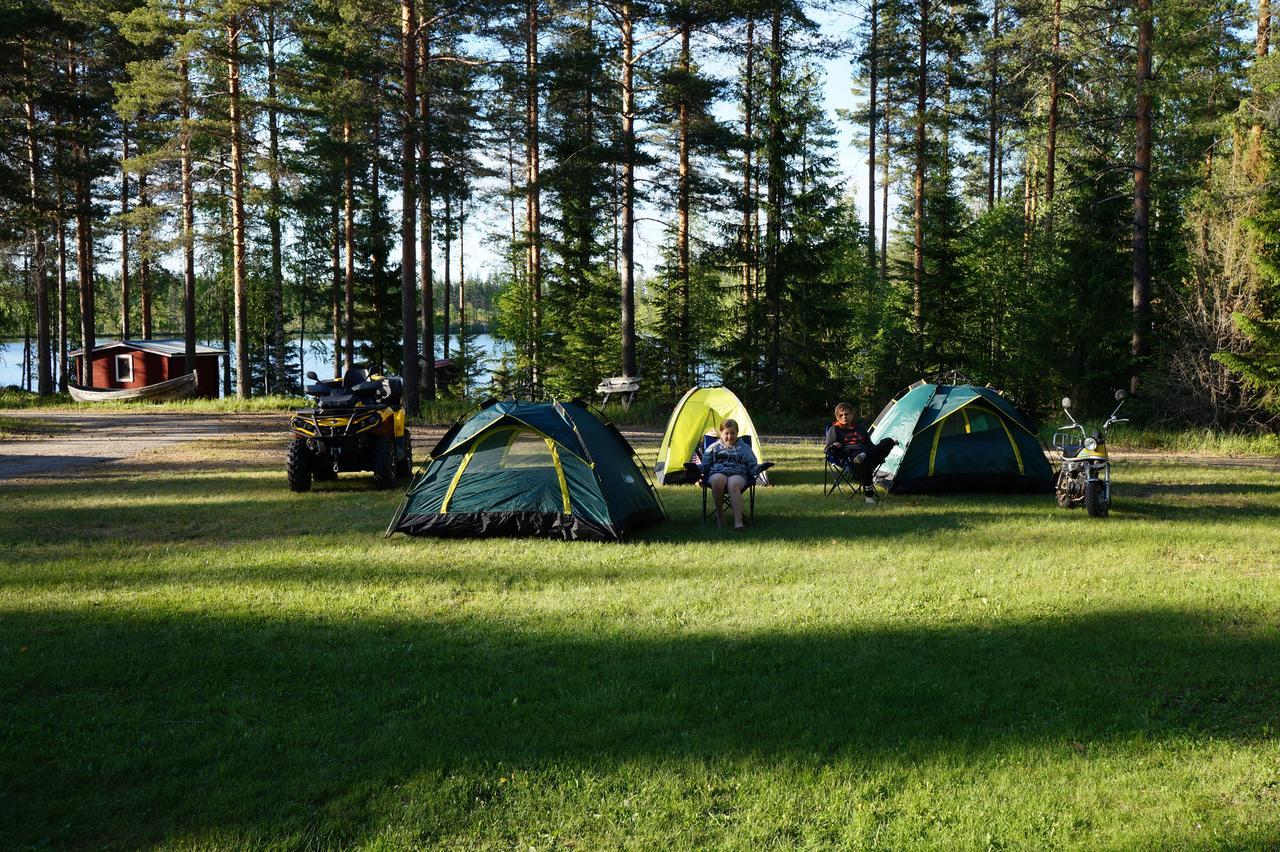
0,411,1275,481
0,411,283,480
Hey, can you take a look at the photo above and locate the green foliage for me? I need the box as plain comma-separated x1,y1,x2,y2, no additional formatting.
1215,314,1280,412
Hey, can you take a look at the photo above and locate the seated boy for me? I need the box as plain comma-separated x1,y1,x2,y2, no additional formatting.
824,402,896,503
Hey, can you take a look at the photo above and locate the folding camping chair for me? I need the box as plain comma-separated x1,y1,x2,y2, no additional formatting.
685,434,775,525
824,445,861,498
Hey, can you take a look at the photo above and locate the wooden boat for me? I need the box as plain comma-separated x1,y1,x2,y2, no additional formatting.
69,372,199,403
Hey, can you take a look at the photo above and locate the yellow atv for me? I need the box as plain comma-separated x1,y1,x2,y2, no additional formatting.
287,366,412,492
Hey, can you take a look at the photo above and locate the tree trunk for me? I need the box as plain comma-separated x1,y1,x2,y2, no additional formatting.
139,170,152,338
299,288,306,390
912,0,927,342
442,191,451,360
881,91,890,283
227,20,250,398
1131,0,1153,395
400,0,420,410
23,44,52,395
58,199,68,393
676,21,691,383
868,0,878,264
741,16,755,319
331,198,342,377
1045,0,1061,214
459,195,466,387
527,0,543,385
371,118,384,369
71,54,95,387
507,130,519,276
1247,0,1271,171
620,0,638,378
419,22,435,399
764,7,783,381
180,0,196,375
267,9,287,391
343,114,356,372
1023,148,1038,251
120,126,131,340
580,0,597,275
987,0,999,210
222,288,231,396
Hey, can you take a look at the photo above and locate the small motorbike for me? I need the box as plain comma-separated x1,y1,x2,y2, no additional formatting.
1052,389,1128,518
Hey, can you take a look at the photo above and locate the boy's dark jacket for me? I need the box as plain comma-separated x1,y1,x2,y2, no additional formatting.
825,421,871,451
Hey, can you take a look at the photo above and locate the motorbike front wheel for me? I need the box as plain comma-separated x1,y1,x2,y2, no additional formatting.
1084,479,1108,518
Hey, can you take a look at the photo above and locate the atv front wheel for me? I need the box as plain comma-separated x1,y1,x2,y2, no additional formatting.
287,438,312,493
371,434,396,490
396,431,413,480
1084,479,1108,518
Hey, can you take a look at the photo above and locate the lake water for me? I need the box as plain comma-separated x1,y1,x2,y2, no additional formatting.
0,333,512,395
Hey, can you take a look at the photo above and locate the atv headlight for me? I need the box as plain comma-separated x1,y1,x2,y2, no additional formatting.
291,417,316,435
1084,437,1098,451
354,413,382,431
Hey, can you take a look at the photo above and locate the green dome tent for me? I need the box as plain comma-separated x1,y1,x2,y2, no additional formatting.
870,381,1052,494
387,399,665,541
654,386,769,485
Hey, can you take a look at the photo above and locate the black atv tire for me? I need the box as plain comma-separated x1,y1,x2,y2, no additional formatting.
287,438,312,493
370,434,396,490
396,431,413,480
1084,479,1108,518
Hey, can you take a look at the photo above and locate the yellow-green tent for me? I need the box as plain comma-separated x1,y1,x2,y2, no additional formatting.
654,386,768,484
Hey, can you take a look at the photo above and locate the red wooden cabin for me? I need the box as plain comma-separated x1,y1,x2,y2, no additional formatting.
70,339,225,398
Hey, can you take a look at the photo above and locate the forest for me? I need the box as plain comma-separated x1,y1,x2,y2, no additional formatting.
1,0,1278,425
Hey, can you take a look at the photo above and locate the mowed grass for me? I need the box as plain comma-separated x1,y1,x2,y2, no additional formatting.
2,435,1279,850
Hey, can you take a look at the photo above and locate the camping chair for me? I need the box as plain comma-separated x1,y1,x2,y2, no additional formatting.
824,442,860,498
685,435,775,525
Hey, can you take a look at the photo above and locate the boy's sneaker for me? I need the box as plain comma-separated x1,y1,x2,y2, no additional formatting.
853,452,867,465
864,486,878,504
864,494,878,505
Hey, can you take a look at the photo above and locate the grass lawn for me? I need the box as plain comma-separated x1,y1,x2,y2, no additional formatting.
2,435,1279,849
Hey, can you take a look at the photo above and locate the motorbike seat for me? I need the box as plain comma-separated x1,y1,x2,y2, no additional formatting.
342,367,369,390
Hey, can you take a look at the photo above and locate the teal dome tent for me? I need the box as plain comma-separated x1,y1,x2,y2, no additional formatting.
870,381,1053,494
387,398,665,541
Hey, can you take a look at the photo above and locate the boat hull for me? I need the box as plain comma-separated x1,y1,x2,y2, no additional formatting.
68,372,199,403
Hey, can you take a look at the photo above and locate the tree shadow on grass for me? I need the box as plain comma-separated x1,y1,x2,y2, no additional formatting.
0,477,404,552
1126,481,1280,499
2,607,1277,848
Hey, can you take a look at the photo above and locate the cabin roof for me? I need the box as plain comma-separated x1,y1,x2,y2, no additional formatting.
68,339,227,358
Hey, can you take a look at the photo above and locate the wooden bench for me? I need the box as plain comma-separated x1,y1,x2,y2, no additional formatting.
596,376,641,409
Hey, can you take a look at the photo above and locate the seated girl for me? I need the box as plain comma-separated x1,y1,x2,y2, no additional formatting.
699,418,759,531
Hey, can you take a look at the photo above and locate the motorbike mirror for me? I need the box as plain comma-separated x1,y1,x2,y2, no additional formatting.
1115,389,1127,401
306,371,318,381
1061,397,1073,409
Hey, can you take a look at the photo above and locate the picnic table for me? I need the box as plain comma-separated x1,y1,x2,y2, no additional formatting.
596,376,641,409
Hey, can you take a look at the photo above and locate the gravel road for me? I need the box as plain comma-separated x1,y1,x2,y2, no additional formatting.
0,411,284,480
